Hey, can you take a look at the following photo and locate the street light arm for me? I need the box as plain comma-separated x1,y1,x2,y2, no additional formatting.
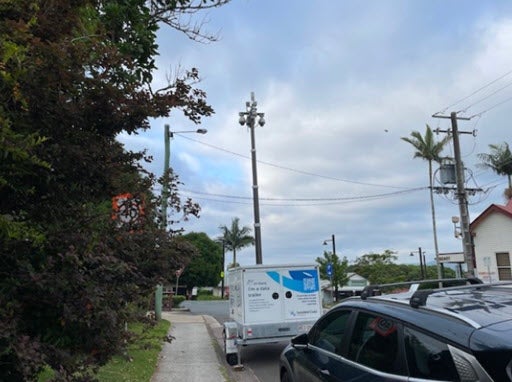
170,129,208,135
322,234,336,255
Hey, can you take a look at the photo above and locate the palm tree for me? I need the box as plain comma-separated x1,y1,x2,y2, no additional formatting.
401,124,451,280
219,217,255,267
478,142,512,199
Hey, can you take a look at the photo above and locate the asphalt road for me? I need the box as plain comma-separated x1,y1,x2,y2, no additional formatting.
181,300,230,322
238,340,288,382
180,300,285,382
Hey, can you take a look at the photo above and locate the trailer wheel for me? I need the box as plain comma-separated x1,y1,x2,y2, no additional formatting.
226,353,238,366
223,329,238,366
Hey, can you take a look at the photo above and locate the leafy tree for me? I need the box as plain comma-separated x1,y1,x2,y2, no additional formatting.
478,142,512,199
401,125,451,280
352,250,399,284
351,250,456,285
179,232,223,293
0,0,230,380
218,217,254,267
316,251,349,302
354,251,398,266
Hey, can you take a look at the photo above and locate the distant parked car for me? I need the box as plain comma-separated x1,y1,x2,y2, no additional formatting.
279,278,512,382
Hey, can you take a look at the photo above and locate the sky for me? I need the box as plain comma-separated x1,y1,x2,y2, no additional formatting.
118,0,512,269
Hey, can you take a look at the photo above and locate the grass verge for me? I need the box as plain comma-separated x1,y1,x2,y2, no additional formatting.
96,319,170,382
38,319,170,382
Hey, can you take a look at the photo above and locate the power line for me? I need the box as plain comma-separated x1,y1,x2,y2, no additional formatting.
176,133,409,189
180,187,426,206
469,94,512,118
435,68,512,115
183,196,406,207
459,80,512,114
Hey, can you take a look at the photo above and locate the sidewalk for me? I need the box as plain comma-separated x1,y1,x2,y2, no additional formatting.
151,311,259,382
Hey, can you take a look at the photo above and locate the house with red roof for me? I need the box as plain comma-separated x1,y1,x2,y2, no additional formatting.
470,198,512,282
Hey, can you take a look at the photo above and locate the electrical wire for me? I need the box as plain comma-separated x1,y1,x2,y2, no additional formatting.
176,133,409,189
458,79,512,114
435,68,512,115
179,187,426,207
181,187,426,202
172,116,510,210
469,94,512,118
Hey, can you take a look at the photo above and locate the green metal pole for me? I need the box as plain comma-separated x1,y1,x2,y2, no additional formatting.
155,285,163,320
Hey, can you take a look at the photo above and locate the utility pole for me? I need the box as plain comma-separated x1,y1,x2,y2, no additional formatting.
238,93,266,264
155,125,172,320
432,112,475,275
161,125,171,229
410,247,425,279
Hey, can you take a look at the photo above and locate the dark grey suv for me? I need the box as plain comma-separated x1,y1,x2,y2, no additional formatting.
279,278,512,382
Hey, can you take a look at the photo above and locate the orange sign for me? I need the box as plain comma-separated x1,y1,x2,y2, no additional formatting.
112,193,145,228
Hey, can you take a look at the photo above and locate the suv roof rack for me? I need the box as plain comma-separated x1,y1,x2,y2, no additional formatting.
360,277,484,307
407,279,512,308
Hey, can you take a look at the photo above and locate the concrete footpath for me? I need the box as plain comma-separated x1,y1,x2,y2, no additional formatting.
151,311,259,382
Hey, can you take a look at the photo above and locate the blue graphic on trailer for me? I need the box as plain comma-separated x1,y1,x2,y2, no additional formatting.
266,270,319,293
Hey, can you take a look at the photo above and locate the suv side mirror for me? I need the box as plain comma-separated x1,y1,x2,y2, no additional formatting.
291,333,308,350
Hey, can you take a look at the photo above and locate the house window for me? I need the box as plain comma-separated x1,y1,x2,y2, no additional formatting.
496,252,511,281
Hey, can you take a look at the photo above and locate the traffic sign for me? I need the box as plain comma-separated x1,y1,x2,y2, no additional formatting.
326,263,333,277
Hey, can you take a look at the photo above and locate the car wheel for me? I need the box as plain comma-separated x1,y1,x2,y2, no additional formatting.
281,369,291,382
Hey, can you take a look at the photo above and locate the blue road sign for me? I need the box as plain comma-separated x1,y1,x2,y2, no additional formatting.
326,263,333,277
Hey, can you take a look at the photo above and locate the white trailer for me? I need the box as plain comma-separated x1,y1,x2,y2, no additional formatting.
223,264,323,366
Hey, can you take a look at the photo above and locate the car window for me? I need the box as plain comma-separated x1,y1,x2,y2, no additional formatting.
347,312,404,375
404,327,460,381
309,310,351,355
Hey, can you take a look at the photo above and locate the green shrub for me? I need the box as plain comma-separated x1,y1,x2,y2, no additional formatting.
172,295,186,307
197,288,213,296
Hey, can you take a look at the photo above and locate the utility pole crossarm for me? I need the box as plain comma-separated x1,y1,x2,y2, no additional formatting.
432,113,471,121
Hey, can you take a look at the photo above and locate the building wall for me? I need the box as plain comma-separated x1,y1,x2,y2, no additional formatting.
473,212,512,282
